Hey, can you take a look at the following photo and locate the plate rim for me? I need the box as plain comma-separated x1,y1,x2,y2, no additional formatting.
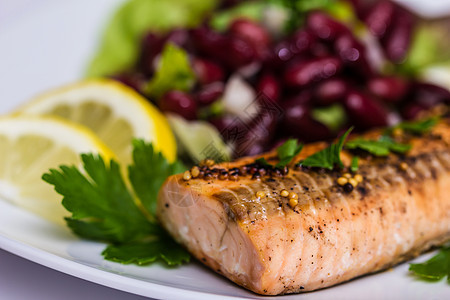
0,233,251,300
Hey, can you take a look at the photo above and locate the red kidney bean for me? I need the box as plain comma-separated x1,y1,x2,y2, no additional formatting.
228,18,271,58
411,82,450,108
279,99,331,141
315,78,348,105
165,28,191,50
381,6,415,63
266,41,297,69
257,73,281,103
191,27,256,69
368,76,409,103
306,11,351,42
363,0,395,38
227,36,256,68
290,29,317,55
401,103,426,120
111,73,146,93
346,0,369,19
190,26,225,54
284,89,314,106
334,33,373,77
344,90,388,128
138,32,165,75
196,82,224,106
234,111,277,156
159,90,197,120
192,58,225,85
284,56,342,87
209,115,241,137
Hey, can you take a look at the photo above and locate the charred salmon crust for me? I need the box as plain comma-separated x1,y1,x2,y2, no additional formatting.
157,120,450,295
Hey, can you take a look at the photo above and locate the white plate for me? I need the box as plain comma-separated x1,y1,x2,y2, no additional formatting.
0,0,449,299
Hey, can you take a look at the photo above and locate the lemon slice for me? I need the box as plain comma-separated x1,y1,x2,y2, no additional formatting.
0,116,114,224
15,79,176,165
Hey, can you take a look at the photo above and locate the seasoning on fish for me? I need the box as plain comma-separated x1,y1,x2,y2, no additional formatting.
280,189,289,197
157,118,450,295
337,177,348,186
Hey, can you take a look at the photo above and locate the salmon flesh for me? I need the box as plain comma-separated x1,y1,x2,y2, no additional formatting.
157,120,450,295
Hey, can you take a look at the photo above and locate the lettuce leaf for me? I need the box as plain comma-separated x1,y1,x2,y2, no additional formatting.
144,43,196,99
86,0,218,78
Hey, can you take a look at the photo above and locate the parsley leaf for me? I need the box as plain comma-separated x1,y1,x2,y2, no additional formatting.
345,136,411,156
102,235,190,266
42,140,188,266
255,157,271,166
409,246,450,282
276,139,303,167
145,43,196,99
129,140,186,216
351,156,359,172
390,117,439,135
301,127,352,170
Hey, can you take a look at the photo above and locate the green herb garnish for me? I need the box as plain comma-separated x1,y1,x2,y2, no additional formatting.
254,139,303,168
311,104,347,132
390,117,440,135
345,136,411,156
276,139,304,167
409,246,450,282
43,140,189,266
351,156,359,172
301,127,352,170
145,43,196,99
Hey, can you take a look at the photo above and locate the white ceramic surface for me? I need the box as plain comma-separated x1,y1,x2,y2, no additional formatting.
0,0,449,299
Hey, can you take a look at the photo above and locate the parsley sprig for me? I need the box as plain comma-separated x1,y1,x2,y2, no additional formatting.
409,246,450,282
255,138,303,168
390,117,440,135
345,136,411,156
300,127,352,170
43,140,189,266
276,139,304,167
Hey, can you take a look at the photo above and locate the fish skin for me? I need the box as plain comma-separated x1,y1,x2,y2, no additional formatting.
157,120,450,295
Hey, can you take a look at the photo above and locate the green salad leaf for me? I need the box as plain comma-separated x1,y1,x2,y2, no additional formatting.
399,22,450,76
409,246,450,282
312,104,347,132
86,0,218,78
210,1,266,31
43,140,188,266
345,136,411,156
301,127,352,170
144,43,196,99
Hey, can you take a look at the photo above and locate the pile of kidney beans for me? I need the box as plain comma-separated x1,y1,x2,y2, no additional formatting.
114,0,450,157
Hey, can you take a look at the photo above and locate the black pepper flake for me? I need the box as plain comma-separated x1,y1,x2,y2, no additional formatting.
309,227,313,232
229,167,240,174
164,203,169,208
300,286,305,290
252,172,261,180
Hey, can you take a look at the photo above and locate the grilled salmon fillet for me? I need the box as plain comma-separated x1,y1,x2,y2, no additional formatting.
157,119,450,295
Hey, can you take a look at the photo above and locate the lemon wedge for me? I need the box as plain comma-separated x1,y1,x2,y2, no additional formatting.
0,116,114,224
15,79,176,165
